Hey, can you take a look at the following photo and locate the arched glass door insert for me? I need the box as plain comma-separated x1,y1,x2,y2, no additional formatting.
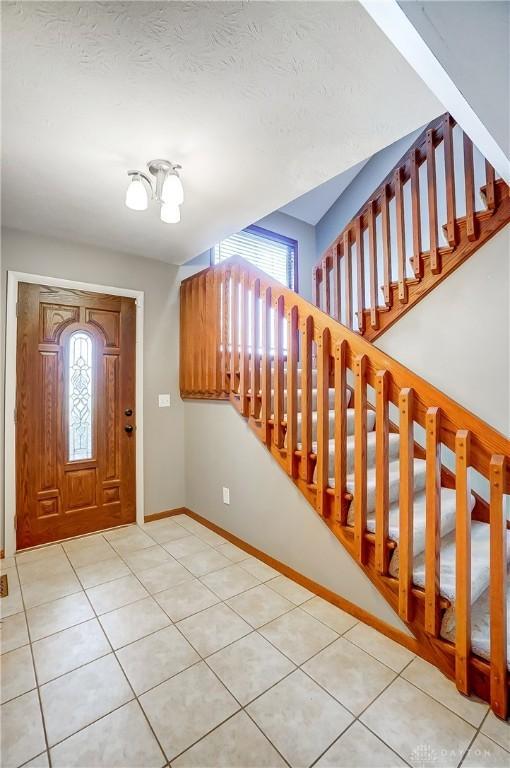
68,331,93,461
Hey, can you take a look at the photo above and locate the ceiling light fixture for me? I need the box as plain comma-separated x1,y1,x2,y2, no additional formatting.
125,159,183,223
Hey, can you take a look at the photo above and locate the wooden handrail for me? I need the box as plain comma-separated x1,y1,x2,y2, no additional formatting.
181,253,509,717
181,254,510,492
313,113,510,342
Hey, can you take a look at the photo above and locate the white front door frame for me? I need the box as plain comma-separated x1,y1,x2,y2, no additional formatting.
4,271,145,556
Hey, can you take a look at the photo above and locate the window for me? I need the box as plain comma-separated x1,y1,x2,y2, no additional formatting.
212,224,298,289
68,331,93,462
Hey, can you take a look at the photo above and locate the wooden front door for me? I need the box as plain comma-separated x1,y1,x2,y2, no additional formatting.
16,283,136,549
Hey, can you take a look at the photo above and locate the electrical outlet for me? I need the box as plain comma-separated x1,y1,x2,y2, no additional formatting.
158,394,171,408
222,486,230,505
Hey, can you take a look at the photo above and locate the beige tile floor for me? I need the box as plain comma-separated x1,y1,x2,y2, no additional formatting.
1,513,509,768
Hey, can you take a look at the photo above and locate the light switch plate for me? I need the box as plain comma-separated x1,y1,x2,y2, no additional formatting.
222,487,230,505
158,394,171,408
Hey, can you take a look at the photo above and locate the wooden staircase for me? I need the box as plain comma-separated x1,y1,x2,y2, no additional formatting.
180,254,510,719
313,113,510,341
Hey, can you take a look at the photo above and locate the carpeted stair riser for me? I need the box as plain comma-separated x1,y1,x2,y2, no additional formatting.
284,409,376,447
267,367,500,661
441,571,510,667
311,432,401,481
384,487,471,571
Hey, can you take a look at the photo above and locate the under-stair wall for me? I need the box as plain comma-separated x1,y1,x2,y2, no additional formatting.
184,397,411,633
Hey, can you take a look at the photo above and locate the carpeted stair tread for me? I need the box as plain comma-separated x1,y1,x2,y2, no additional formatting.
311,432,401,481
291,409,376,446
410,522,510,605
440,571,510,668
384,487,475,570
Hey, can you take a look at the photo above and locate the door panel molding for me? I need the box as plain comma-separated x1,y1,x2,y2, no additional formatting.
4,271,144,556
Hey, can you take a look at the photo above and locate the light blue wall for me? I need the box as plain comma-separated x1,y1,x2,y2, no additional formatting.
315,127,423,257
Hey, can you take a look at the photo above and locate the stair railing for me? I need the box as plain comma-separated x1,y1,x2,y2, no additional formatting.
313,113,510,341
180,254,509,717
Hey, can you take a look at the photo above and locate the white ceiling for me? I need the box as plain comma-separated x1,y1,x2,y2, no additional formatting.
278,158,369,225
1,1,443,265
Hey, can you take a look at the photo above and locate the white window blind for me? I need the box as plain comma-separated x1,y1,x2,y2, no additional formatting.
213,227,296,288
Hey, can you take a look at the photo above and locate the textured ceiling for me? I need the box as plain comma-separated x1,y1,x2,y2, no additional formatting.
1,1,443,264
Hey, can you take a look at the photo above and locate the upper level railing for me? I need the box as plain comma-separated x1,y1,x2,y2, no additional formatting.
181,254,509,717
312,113,510,341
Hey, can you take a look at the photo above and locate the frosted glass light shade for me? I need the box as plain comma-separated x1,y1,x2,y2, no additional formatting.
160,202,181,224
162,172,184,205
125,177,148,211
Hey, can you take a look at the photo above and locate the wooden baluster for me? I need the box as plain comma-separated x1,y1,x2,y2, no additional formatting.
221,267,230,394
261,286,272,446
313,266,321,308
322,256,331,316
334,340,347,524
299,315,313,483
485,160,496,211
179,282,186,395
354,354,368,562
250,278,261,418
316,327,331,517
356,217,366,333
455,429,471,695
368,201,379,330
410,148,423,277
205,269,213,394
463,133,477,241
213,268,222,395
191,277,199,394
239,270,250,415
425,407,441,635
443,115,457,247
181,280,193,394
395,167,408,304
427,129,440,274
489,455,508,719
343,230,353,329
230,265,239,394
334,244,342,322
273,295,285,449
381,186,392,307
200,272,208,393
375,370,390,574
286,305,299,477
399,388,414,621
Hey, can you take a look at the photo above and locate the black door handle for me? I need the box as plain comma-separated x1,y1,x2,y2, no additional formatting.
124,424,134,434
124,408,133,417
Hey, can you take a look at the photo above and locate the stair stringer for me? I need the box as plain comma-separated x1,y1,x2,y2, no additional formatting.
185,386,484,700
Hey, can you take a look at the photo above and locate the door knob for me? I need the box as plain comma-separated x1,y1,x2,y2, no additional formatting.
124,408,133,417
124,424,134,434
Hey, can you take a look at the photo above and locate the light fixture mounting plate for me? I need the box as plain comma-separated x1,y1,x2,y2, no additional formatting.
148,159,173,177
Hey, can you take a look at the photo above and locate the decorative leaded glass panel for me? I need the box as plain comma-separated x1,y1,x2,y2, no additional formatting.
68,331,93,461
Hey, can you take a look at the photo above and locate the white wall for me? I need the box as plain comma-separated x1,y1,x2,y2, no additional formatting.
377,226,510,439
399,1,510,157
184,398,410,633
1,227,186,548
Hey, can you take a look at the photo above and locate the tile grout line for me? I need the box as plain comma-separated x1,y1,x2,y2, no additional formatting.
13,557,53,768
55,533,171,767
111,526,294,766
7,517,508,768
